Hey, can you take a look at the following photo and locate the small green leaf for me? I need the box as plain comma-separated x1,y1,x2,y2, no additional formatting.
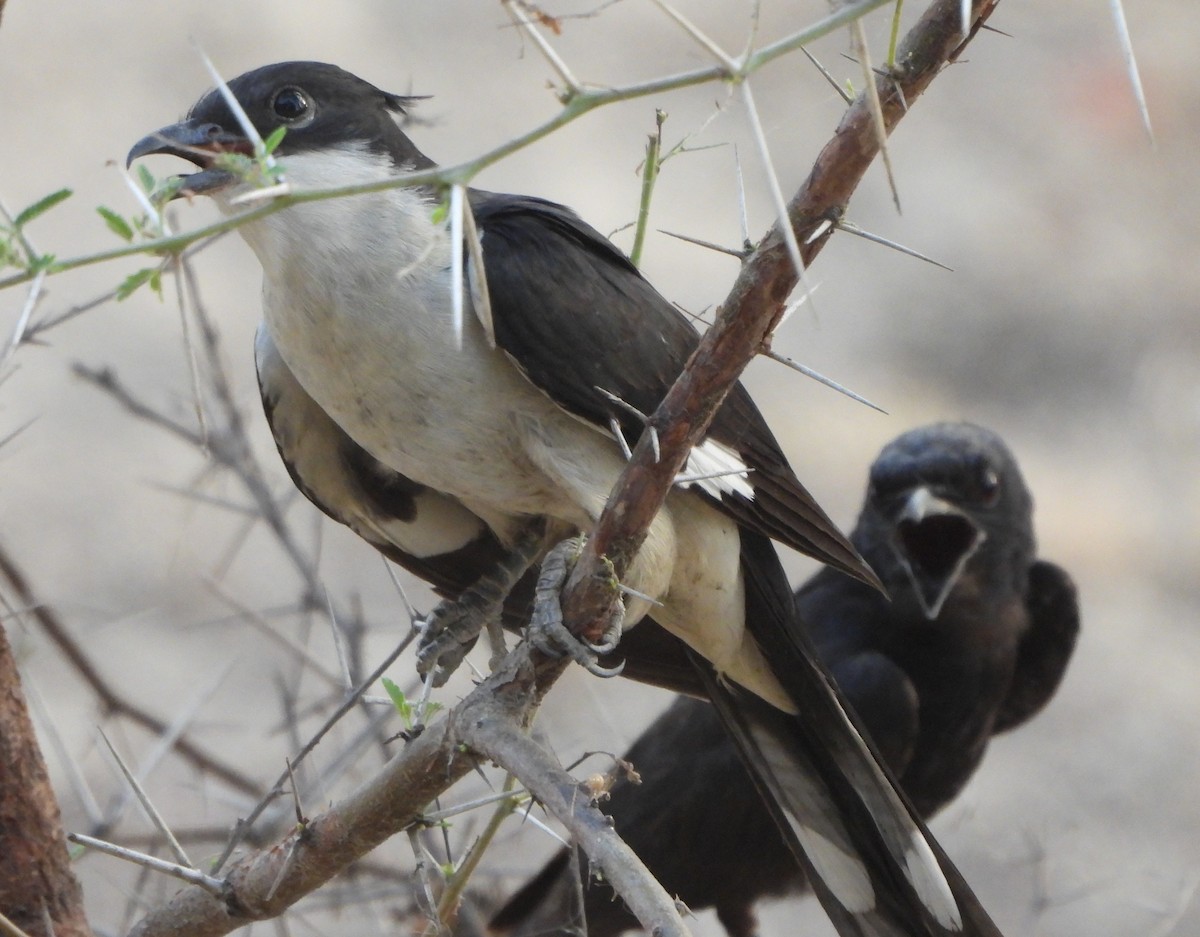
116,267,156,301
149,176,185,208
14,188,73,229
97,206,135,242
28,253,58,274
380,677,412,723
136,164,156,193
430,200,448,225
0,239,18,270
263,125,287,156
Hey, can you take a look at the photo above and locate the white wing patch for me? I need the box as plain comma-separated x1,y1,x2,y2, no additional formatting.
751,717,876,915
791,824,876,914
904,831,964,930
679,439,754,500
371,492,488,559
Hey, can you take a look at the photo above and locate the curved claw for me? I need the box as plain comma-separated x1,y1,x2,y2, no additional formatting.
528,535,629,676
581,656,626,679
415,635,468,687
586,633,621,655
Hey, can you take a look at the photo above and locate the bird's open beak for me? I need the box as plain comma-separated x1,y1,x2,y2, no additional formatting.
890,487,986,620
127,118,252,197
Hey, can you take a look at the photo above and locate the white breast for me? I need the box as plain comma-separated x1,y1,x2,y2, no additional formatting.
231,145,616,533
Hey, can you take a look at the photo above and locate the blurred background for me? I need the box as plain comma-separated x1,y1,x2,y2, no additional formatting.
1,1,1197,935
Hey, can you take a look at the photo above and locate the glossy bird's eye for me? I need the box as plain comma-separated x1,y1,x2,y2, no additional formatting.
271,87,311,122
977,466,1001,504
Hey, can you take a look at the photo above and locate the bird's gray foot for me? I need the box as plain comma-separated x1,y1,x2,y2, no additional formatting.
416,523,546,686
528,538,625,678
416,585,505,686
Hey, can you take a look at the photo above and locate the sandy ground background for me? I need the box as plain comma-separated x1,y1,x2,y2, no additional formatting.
2,2,1198,935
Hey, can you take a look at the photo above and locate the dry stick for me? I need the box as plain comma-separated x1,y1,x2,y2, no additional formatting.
125,3,1000,934
562,0,1000,637
0,540,260,798
125,643,572,937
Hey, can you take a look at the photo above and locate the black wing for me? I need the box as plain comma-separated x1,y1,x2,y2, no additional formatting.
469,190,875,587
993,560,1080,733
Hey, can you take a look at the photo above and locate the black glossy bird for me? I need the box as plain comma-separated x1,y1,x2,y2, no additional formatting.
490,423,1079,937
129,62,1000,937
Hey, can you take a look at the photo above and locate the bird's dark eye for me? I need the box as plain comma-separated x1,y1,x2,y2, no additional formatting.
271,87,311,122
977,466,1001,504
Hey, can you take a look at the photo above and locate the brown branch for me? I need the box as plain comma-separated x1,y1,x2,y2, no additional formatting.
125,637,686,937
0,596,92,937
462,700,690,937
563,0,1001,634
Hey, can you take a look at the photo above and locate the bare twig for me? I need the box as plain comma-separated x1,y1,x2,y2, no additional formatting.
97,728,195,868
126,643,548,937
0,540,260,797
68,833,226,896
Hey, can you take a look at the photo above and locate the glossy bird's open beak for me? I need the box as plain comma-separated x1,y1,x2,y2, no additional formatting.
890,486,986,620
127,118,251,197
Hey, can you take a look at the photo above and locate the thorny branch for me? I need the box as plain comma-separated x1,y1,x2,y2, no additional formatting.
115,4,1003,937
562,0,1000,633
123,637,693,937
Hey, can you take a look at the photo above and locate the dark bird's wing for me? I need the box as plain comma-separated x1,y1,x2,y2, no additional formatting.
993,560,1080,733
470,191,876,588
491,424,1078,937
476,192,995,936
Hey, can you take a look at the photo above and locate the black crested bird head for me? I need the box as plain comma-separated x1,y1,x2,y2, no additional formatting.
127,61,434,197
861,422,1035,620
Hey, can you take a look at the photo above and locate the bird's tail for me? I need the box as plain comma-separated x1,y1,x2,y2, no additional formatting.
489,847,590,937
722,531,1002,937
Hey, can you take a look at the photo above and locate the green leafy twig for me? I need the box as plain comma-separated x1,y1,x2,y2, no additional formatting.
629,110,665,269
0,0,893,295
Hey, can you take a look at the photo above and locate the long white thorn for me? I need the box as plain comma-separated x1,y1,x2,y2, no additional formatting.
504,0,583,96
449,184,465,349
1108,0,1154,146
733,144,751,249
193,43,282,179
836,220,953,270
659,228,747,259
69,833,227,896
651,0,740,75
98,728,193,870
462,194,495,348
851,18,901,214
122,170,170,237
801,45,854,104
2,268,44,370
763,349,887,413
739,81,815,314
